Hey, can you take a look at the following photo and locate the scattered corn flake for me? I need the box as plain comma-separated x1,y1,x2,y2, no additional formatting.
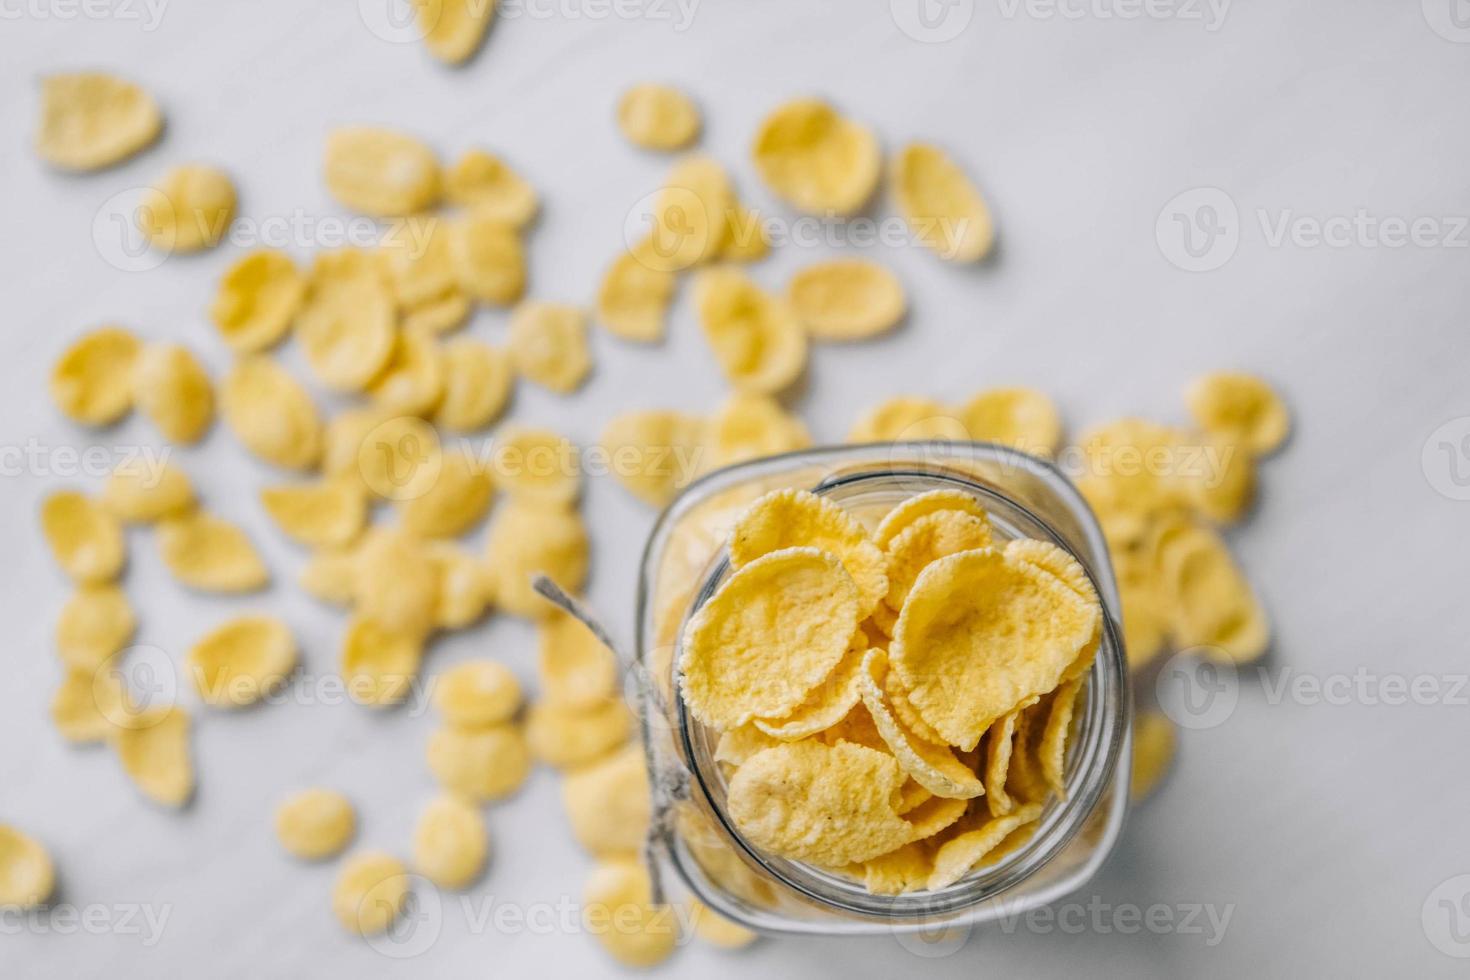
1186,371,1289,457
0,827,55,909
112,704,194,808
299,546,361,607
50,667,128,743
982,700,1034,817
435,339,514,432
751,99,880,215
259,479,366,549
858,651,984,800
717,203,770,263
679,546,860,730
428,543,495,629
220,357,322,470
617,83,701,151
324,127,441,216
525,697,631,769
157,510,268,593
403,290,472,335
1038,677,1082,797
332,852,410,935
1160,524,1269,662
102,458,193,524
186,615,297,708
538,613,619,708
452,210,526,305
883,508,993,612
753,648,865,741
595,244,676,342
892,142,995,263
296,278,397,394
788,259,905,341
209,250,305,353
643,155,733,272
50,327,141,426
959,387,1062,455
927,803,1043,891
600,409,706,507
347,412,443,502
706,394,810,469
493,427,582,507
341,615,425,707
131,343,215,444
434,660,521,727
848,396,968,443
427,723,530,800
1187,433,1257,525
891,548,1097,750
356,530,439,638
413,796,489,890
35,72,161,171
583,857,679,968
444,150,537,227
418,0,496,65
1130,712,1176,802
55,584,135,670
42,490,126,584
561,743,650,856
368,329,445,417
695,267,807,395
397,449,494,538
275,788,356,860
137,164,236,253
380,217,457,308
727,740,911,866
484,499,589,618
508,301,592,394
688,898,757,949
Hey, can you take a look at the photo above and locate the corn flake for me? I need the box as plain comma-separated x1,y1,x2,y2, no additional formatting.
397,450,494,538
296,278,397,393
435,339,514,432
927,803,1043,891
187,615,297,708
210,250,305,353
341,615,424,707
356,530,439,637
275,788,356,860
434,660,521,727
324,127,441,216
42,490,125,584
102,458,193,524
413,795,488,892
883,509,993,612
429,543,494,629
36,72,161,171
50,667,128,744
538,613,619,708
858,651,983,799
332,852,409,935
848,397,967,443
508,301,592,394
1186,371,1289,456
112,705,194,807
484,500,589,618
493,427,581,506
706,394,811,469
751,99,880,215
348,412,443,502
452,210,526,305
695,267,807,395
137,164,236,253
982,700,1034,817
893,143,995,263
157,511,268,593
583,857,678,968
55,584,135,670
618,83,701,151
595,244,676,342
1038,678,1082,797
874,488,990,549
788,259,905,341
689,899,757,949
50,327,141,426
753,648,864,741
220,357,322,470
427,723,530,800
600,409,706,507
561,743,650,856
643,155,733,272
369,329,444,417
0,827,55,909
445,150,537,227
1130,712,1176,802
131,343,215,444
418,0,496,65
525,697,631,769
959,387,1062,455
1160,524,1269,662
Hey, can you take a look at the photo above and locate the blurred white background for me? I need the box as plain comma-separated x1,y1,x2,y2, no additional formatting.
2,1,1469,976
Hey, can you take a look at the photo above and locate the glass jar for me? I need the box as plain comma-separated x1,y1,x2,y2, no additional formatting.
634,442,1131,936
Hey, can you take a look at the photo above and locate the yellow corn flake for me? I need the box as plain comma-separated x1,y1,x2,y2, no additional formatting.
324,127,441,216
413,795,488,891
618,83,701,151
397,450,494,538
42,491,125,585
901,795,969,844
753,649,865,741
594,244,676,342
346,412,443,501
788,259,906,341
341,615,425,707
583,857,678,968
50,667,129,743
882,663,946,745
259,478,367,549
1074,417,1197,521
927,803,1043,891
959,387,1062,455
299,546,361,607
0,827,55,909
493,427,581,506
35,72,161,171
727,740,910,866
220,357,322,470
130,345,214,445
418,0,496,65
403,290,472,335
137,164,236,253
982,699,1035,817
858,651,983,800
1038,678,1083,797
525,697,631,769
369,329,444,417
427,723,530,800
444,150,538,227
296,279,397,394
1186,371,1289,456
680,547,861,730
1118,565,1169,669
484,500,589,618
644,155,733,272
862,842,932,896
713,724,782,766
275,788,356,860
112,705,194,807
1160,524,1269,662
55,584,135,670
706,394,810,469
561,743,650,856
379,217,456,308
717,203,770,263
100,458,192,525
891,549,1098,750
1004,704,1051,806
751,99,880,215
695,267,807,395
847,396,968,443
688,899,757,949
729,489,888,617
508,301,592,394
1130,712,1176,802
186,616,298,708
600,409,707,507
332,852,410,935
883,509,993,612
1005,538,1101,682
435,339,514,432
157,510,268,593
893,142,995,263
356,530,439,638
1183,433,1257,526
428,543,494,629
538,613,619,708
433,660,521,727
452,210,526,305
50,327,141,426
873,489,989,550
209,250,304,353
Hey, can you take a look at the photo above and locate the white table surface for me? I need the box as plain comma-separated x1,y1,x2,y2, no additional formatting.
3,1,1469,976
